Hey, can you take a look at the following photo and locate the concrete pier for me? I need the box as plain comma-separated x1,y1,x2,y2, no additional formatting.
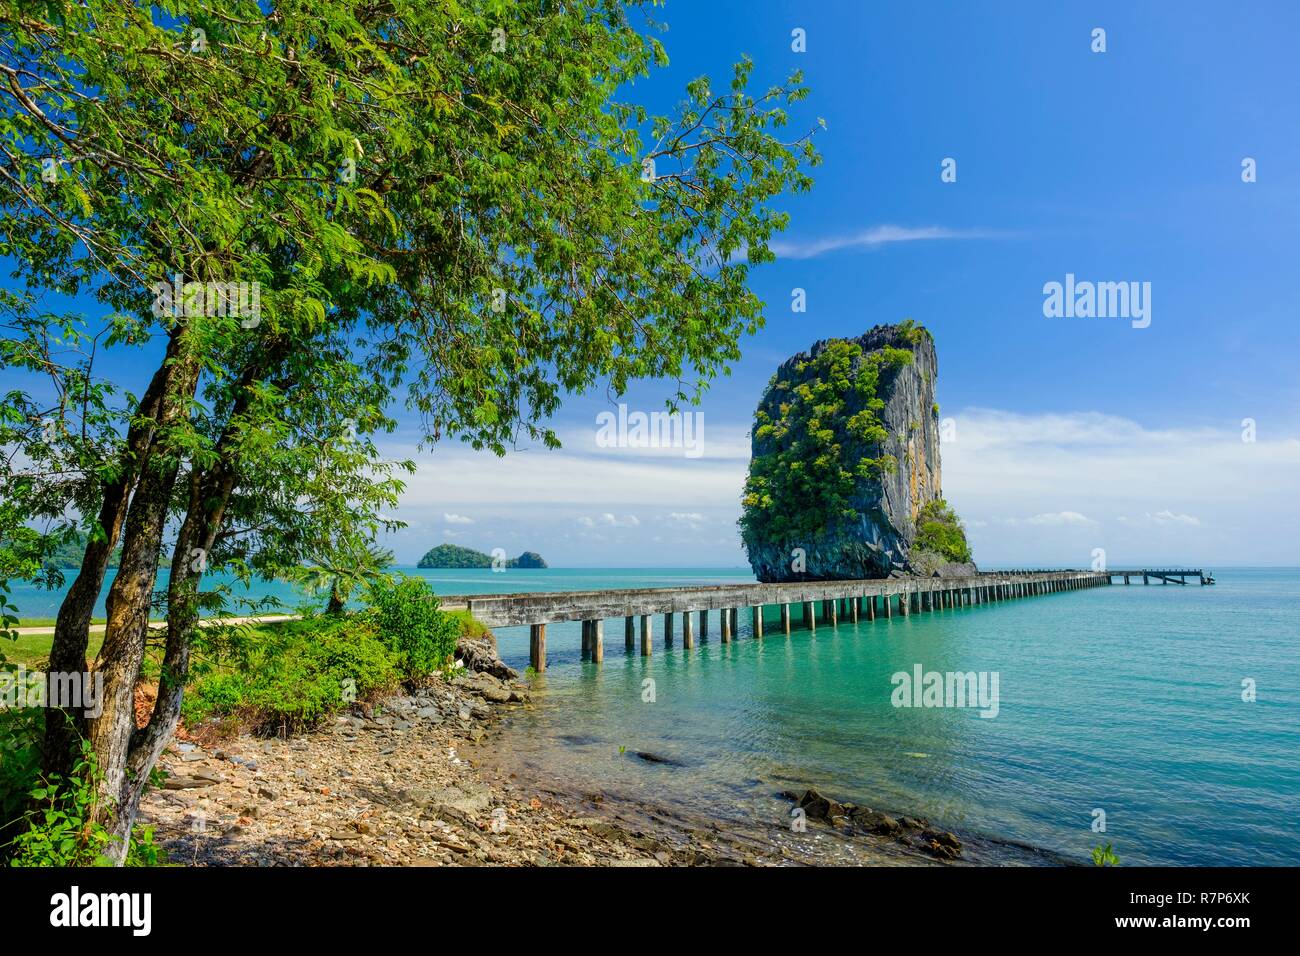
443,569,1185,671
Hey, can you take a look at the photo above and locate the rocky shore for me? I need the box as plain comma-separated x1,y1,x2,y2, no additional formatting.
139,634,1049,867
139,637,797,866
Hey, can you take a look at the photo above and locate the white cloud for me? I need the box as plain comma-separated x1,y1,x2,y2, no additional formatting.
668,512,706,529
770,224,1014,260
944,408,1300,564
1118,510,1202,527
1152,510,1201,526
443,513,474,525
577,513,640,528
600,513,640,528
378,408,1300,566
1024,511,1094,526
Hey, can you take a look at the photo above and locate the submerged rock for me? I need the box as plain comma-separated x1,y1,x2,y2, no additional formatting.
784,788,964,860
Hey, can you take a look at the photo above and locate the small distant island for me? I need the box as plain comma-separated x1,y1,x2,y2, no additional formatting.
417,544,548,570
0,532,120,570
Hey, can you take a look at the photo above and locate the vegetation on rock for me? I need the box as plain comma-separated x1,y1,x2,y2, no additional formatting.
913,499,973,564
740,339,913,547
417,544,548,569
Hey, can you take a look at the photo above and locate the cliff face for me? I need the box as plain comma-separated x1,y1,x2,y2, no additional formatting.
741,323,967,581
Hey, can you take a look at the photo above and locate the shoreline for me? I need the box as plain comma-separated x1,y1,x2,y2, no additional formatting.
142,663,789,866
141,636,1072,867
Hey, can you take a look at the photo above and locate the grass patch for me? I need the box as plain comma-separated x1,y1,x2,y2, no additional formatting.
446,609,491,640
14,617,108,628
2,632,105,669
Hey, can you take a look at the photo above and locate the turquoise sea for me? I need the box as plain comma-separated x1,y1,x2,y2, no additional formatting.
11,566,1299,865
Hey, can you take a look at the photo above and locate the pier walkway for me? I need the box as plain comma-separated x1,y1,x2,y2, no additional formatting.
438,568,1199,671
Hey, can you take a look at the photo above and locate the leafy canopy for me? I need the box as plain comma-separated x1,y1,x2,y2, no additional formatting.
0,0,820,596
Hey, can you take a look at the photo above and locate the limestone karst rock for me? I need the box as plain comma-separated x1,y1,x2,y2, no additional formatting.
740,322,973,581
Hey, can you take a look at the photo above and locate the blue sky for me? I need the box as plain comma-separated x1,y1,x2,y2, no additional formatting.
8,2,1300,568
399,1,1300,568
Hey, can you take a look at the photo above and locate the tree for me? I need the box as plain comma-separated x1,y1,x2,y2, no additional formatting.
0,0,818,861
292,540,394,615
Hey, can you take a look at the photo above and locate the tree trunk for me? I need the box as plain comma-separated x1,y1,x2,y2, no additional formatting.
42,337,181,777
103,463,234,862
94,354,264,863
76,354,198,856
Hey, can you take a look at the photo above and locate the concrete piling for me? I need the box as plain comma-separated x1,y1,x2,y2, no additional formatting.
530,623,546,672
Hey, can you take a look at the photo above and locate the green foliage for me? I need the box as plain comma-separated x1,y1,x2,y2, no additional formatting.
1091,843,1121,867
0,708,42,845
183,616,402,735
913,499,973,564
895,318,932,346
290,540,394,614
366,577,461,680
0,0,817,853
0,712,163,866
446,610,492,641
0,532,120,571
740,338,913,549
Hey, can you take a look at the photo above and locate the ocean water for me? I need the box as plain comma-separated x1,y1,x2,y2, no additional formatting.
477,567,1299,867
12,566,1299,865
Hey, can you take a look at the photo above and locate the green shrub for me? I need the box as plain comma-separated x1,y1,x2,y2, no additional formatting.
913,499,973,564
183,616,401,735
446,609,491,641
0,710,163,866
0,707,42,849
366,577,460,680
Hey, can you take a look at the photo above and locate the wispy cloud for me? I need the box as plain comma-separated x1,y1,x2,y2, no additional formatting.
443,513,474,525
943,408,1300,564
578,513,641,529
1118,510,1202,527
1024,511,1095,526
770,224,1014,260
